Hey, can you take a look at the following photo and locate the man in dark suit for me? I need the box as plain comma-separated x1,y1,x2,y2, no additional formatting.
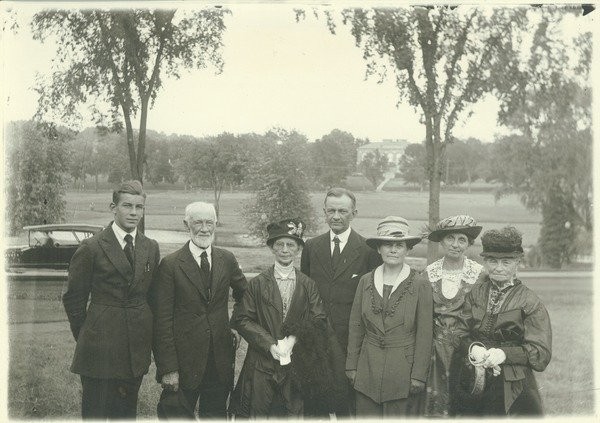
63,180,161,419
151,201,247,419
300,187,381,415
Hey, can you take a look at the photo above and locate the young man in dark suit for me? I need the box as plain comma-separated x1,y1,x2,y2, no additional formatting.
300,187,381,415
151,201,247,419
63,180,161,419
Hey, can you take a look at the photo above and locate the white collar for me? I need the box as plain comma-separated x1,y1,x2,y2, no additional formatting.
373,263,411,297
112,221,137,245
330,227,352,244
426,257,483,285
274,262,295,279
189,241,212,258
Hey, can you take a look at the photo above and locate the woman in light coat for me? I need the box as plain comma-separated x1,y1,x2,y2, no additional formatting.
346,216,433,417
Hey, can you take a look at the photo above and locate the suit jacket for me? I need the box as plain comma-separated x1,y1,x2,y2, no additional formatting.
300,229,381,353
151,242,247,390
63,223,161,379
346,268,433,403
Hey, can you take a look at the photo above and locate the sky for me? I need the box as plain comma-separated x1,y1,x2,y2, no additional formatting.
1,2,595,143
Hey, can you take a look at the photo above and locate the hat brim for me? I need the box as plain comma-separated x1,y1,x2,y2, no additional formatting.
427,226,483,242
266,234,304,247
366,236,422,249
480,251,523,259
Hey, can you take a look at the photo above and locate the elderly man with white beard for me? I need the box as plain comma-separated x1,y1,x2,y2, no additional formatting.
151,202,247,419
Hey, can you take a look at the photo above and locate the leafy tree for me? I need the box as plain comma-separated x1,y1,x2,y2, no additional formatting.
5,121,71,234
310,129,364,187
444,138,486,190
398,142,427,190
31,8,229,188
243,129,317,240
145,136,176,186
489,12,592,267
298,6,536,260
359,150,388,189
195,133,247,222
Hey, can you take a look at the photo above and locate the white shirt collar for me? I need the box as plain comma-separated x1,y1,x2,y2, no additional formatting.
330,227,352,253
189,241,212,259
112,221,137,248
373,263,411,297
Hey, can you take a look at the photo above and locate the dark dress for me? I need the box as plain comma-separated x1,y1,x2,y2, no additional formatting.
422,258,483,417
453,276,552,416
229,267,333,418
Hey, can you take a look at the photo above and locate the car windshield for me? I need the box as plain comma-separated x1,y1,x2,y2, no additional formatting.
29,230,95,247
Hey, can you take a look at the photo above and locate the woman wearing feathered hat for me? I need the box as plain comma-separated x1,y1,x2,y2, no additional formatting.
452,226,552,416
346,216,433,417
421,215,484,417
229,218,345,418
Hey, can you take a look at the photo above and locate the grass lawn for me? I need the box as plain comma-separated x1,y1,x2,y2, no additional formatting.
7,275,594,417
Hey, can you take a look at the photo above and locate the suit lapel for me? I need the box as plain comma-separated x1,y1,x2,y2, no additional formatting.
333,229,361,280
313,232,334,280
129,232,150,291
283,270,306,324
265,267,284,318
210,248,224,298
363,272,385,334
99,226,134,282
178,242,209,302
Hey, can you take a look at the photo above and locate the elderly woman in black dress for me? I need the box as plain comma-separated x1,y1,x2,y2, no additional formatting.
453,226,552,416
229,218,344,418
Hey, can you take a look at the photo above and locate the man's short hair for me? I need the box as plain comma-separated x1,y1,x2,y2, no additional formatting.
324,187,356,210
184,202,217,223
112,180,146,204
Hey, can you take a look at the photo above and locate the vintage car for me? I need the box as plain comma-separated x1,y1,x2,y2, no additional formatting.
5,223,104,271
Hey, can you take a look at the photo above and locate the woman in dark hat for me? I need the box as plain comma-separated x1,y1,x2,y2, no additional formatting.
346,216,433,417
452,226,552,416
422,215,484,417
229,218,344,418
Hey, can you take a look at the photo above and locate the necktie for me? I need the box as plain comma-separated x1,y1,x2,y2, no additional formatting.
382,284,393,313
200,251,211,294
124,234,134,268
332,236,341,270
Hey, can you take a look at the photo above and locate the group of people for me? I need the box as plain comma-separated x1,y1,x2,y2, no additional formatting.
63,181,552,420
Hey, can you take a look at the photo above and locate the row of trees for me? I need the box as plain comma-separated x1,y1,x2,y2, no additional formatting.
64,126,374,192
11,5,592,268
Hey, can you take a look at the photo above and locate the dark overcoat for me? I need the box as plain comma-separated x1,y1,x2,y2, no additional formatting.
151,242,247,390
300,229,381,353
229,267,328,417
63,224,161,379
346,268,433,403
454,277,552,415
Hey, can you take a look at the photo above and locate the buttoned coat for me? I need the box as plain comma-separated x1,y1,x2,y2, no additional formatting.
300,229,381,353
151,242,247,390
63,223,161,379
346,268,433,403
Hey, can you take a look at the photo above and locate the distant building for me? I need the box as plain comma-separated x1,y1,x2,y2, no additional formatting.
356,139,409,169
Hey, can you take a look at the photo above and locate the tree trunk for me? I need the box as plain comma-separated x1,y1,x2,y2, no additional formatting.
467,169,472,194
95,173,99,192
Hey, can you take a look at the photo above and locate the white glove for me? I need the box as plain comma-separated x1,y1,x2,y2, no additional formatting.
469,345,488,364
484,348,507,368
270,344,283,360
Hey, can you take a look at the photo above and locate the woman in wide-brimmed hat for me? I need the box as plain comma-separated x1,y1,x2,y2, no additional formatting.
230,218,345,419
421,215,484,417
345,216,433,417
452,226,552,416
